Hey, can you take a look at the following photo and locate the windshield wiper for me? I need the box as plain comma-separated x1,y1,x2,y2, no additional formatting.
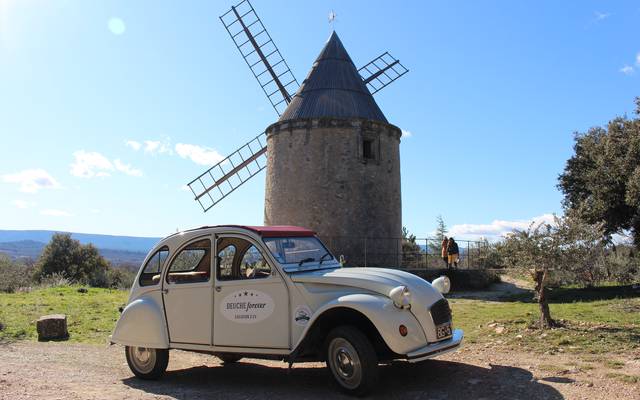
298,257,315,267
319,252,332,265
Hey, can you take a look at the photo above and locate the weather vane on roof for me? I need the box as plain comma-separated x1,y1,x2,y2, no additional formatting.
328,10,337,29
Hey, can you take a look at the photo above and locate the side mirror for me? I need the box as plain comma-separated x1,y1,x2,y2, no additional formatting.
432,276,451,294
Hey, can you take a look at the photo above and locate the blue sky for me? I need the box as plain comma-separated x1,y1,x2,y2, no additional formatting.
0,0,638,240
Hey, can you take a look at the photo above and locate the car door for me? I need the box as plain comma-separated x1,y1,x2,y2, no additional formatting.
162,236,213,345
213,235,289,349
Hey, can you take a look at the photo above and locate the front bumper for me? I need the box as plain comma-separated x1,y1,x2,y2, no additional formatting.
405,329,463,363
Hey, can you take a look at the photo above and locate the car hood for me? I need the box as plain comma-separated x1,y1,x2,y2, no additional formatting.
290,267,443,304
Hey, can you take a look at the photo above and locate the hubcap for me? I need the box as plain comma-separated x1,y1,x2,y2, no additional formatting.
129,347,156,374
336,349,355,378
328,338,362,389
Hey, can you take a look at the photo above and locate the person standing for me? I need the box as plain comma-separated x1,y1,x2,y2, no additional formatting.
447,237,459,269
441,236,449,268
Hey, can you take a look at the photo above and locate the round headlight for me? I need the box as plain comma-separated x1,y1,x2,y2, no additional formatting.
389,285,412,309
432,276,451,294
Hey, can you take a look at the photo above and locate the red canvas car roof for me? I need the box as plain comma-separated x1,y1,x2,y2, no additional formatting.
228,225,316,238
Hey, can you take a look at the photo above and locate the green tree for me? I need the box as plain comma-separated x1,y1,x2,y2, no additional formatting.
34,233,111,287
428,215,448,255
401,226,422,267
435,215,448,242
500,216,607,328
558,97,640,247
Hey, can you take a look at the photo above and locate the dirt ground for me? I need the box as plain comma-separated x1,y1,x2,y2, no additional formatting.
1,341,638,400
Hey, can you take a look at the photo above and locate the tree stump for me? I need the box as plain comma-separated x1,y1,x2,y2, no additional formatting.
36,314,69,341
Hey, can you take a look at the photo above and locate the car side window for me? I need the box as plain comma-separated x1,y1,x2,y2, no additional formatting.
139,246,169,287
217,244,236,280
166,239,211,284
239,245,271,279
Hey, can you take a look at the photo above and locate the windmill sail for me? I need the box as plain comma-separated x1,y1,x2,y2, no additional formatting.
187,132,267,212
358,52,409,95
220,0,299,115
188,6,411,212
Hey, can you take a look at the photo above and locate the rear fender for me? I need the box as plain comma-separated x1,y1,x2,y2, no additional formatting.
111,291,168,349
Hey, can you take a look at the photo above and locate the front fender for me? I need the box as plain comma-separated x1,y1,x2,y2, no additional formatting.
110,291,168,349
296,293,428,356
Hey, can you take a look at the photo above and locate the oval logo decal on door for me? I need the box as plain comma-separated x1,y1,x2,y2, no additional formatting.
220,290,275,323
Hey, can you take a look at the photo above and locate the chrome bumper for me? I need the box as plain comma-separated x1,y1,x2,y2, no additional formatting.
405,329,463,363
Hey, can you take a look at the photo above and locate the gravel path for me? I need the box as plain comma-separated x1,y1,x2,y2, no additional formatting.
1,341,638,399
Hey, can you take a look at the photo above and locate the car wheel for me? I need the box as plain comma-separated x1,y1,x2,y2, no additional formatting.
125,346,169,380
217,354,243,364
325,326,378,396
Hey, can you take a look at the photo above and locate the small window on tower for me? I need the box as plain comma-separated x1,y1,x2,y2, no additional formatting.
362,139,375,160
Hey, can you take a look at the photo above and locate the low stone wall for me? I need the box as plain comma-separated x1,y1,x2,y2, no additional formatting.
402,268,501,291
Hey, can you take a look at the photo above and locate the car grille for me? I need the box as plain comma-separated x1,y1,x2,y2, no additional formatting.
430,298,451,326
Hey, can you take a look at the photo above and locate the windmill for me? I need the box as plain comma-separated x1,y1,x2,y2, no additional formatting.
187,0,409,266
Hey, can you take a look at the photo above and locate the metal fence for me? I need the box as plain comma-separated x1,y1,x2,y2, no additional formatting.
402,238,491,269
321,236,491,269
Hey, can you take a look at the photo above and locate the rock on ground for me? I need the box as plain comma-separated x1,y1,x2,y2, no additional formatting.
36,314,68,341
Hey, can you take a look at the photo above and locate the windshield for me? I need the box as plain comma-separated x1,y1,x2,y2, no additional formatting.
263,236,337,270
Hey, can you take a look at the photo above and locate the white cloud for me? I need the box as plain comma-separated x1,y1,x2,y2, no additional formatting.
2,169,61,193
144,139,172,155
594,11,611,21
447,214,556,240
40,209,73,217
70,150,114,178
401,130,413,138
70,150,143,178
620,65,634,75
636,52,640,66
114,159,143,177
108,17,126,35
12,199,35,209
126,137,172,155
175,143,225,166
125,140,142,151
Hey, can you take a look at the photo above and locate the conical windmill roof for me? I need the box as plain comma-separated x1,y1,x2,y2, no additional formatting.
278,32,388,123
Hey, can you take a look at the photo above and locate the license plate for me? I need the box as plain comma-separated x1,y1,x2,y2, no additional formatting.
436,322,452,340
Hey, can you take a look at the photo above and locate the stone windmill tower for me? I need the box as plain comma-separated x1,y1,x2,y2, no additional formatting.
188,1,409,267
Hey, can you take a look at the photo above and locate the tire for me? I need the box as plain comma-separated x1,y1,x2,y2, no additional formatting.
217,353,243,364
325,326,379,396
125,346,169,380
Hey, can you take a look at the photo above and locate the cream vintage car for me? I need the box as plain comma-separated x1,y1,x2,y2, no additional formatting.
111,225,463,395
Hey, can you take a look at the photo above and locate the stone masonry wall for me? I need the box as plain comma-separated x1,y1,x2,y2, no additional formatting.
264,118,402,267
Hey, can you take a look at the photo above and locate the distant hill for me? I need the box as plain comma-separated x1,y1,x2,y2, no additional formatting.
0,240,44,260
0,230,160,252
0,230,162,267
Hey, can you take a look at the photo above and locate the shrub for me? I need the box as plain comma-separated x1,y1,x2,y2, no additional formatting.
0,255,35,293
106,268,136,290
402,226,423,268
37,272,72,288
34,233,111,287
471,241,504,269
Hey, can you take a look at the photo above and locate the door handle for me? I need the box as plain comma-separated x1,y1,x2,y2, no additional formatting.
215,286,222,292
162,288,169,294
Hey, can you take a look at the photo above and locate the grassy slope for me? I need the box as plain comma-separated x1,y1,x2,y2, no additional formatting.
452,286,640,355
0,286,128,343
0,285,638,356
